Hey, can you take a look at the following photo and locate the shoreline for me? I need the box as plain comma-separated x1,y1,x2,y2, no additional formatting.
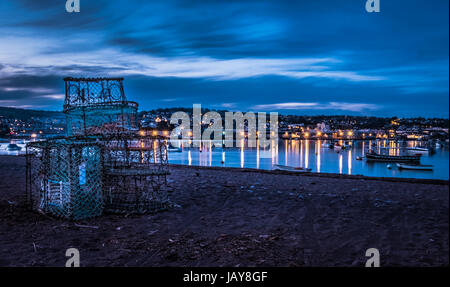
1,155,449,185
168,163,450,186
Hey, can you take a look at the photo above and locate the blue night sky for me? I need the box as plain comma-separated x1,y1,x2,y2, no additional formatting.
0,0,448,117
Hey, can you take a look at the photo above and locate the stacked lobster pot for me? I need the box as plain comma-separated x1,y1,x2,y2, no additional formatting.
26,78,171,220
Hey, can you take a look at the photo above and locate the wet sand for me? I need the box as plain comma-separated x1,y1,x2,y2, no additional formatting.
0,155,448,266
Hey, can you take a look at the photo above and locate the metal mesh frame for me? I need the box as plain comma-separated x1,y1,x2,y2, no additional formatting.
25,137,104,220
65,103,139,136
25,135,171,218
64,77,127,108
101,134,171,214
63,78,139,136
25,77,172,219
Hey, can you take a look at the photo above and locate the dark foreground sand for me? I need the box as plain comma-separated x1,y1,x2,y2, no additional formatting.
0,155,448,267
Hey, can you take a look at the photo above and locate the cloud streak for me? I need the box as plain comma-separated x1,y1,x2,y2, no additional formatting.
0,35,383,82
251,102,380,112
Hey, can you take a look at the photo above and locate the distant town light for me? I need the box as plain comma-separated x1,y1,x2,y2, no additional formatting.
31,133,37,138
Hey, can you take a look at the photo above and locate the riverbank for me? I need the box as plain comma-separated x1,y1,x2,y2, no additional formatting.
0,155,448,266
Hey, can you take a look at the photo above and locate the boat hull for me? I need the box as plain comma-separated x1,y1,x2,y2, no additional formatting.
406,148,429,153
396,163,433,171
272,165,312,173
365,154,421,162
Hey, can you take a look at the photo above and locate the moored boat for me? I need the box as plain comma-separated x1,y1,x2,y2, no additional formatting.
342,141,352,149
323,143,334,149
334,143,344,150
365,152,421,162
7,144,22,151
396,163,433,171
272,164,312,173
405,147,430,153
167,147,182,153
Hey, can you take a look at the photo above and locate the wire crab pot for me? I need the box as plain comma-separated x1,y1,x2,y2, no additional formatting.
100,134,171,214
63,77,139,136
25,137,104,220
25,77,172,219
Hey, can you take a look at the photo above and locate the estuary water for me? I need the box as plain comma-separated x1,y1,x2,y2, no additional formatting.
1,139,448,180
167,139,449,180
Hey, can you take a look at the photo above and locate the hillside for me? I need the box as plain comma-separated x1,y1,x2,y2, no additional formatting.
0,107,64,121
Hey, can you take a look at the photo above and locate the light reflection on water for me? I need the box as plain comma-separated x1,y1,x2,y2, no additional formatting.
168,139,449,180
1,139,448,180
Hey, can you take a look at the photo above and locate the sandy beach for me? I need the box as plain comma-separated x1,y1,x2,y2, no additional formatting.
0,155,448,267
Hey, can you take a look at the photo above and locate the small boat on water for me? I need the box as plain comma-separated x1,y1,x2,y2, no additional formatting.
396,163,433,171
334,143,344,150
323,143,334,149
365,151,421,162
405,147,430,153
342,141,352,149
167,147,182,153
272,164,312,173
7,144,22,151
